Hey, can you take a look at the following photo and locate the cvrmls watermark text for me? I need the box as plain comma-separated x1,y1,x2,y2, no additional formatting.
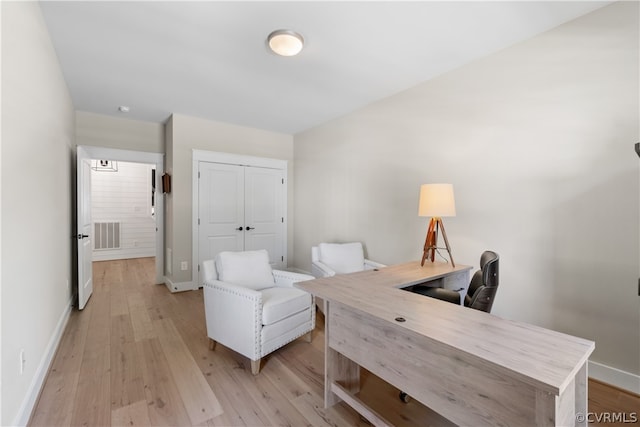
576,412,638,423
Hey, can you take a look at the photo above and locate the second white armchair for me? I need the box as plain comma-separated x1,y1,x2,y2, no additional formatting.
311,242,386,313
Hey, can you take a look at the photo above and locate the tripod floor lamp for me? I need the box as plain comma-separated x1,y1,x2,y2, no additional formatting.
418,183,456,267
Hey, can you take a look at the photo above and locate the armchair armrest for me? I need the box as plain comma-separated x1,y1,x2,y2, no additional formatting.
272,270,315,288
203,279,262,359
311,260,336,278
364,259,386,270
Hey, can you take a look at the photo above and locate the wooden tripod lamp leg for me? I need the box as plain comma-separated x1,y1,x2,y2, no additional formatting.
437,218,455,267
421,218,437,266
431,218,439,263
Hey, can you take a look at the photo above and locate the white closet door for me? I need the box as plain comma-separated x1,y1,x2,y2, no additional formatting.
244,167,285,268
198,162,245,281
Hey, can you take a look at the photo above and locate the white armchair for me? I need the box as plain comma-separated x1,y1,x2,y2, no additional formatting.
203,250,315,375
311,242,386,313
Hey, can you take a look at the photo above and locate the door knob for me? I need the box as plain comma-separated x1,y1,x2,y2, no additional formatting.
76,234,89,240
235,227,243,231
245,226,255,231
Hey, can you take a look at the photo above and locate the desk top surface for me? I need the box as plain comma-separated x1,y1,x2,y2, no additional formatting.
296,261,595,395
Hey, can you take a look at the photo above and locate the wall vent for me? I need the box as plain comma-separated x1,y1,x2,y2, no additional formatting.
94,222,121,250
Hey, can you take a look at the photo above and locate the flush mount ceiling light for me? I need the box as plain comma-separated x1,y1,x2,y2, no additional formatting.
267,30,304,57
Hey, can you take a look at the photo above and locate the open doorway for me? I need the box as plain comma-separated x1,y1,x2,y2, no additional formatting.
91,160,157,265
75,146,164,303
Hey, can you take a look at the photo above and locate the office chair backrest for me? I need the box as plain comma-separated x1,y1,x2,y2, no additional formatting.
465,251,499,313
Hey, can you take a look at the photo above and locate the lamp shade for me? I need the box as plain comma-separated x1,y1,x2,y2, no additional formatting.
418,183,456,217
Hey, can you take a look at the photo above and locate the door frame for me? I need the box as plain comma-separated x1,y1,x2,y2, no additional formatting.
77,145,165,284
192,149,288,287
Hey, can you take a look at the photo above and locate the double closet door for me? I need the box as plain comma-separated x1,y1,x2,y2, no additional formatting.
198,161,285,283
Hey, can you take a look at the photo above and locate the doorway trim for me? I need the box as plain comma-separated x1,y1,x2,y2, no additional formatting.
192,149,288,287
78,145,165,284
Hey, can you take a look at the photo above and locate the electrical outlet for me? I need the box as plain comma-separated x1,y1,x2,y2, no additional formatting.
19,349,25,375
180,261,188,271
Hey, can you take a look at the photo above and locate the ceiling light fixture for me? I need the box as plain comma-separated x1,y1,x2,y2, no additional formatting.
267,30,304,57
118,105,130,113
91,159,118,172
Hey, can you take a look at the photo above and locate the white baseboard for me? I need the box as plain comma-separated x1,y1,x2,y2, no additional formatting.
589,360,640,394
164,277,196,293
13,300,72,426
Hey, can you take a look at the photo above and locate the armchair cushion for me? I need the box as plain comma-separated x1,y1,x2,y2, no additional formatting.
261,287,312,325
216,250,275,290
318,242,365,274
262,310,312,347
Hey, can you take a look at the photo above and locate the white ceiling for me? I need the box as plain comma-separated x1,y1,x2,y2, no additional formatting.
40,1,610,134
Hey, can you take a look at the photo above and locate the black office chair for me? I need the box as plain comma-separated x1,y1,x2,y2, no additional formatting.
416,250,499,313
399,251,499,403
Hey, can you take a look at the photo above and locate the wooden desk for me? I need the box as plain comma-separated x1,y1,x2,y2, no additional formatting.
296,261,595,427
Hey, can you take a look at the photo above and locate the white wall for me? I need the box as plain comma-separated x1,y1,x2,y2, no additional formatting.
76,111,164,154
91,161,156,261
165,113,294,285
1,2,75,425
294,2,639,387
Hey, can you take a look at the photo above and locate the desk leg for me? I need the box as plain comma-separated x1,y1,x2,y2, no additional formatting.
535,360,587,426
575,361,588,427
324,301,360,408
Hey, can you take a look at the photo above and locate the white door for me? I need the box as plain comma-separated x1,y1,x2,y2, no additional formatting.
244,167,284,266
198,162,245,284
197,162,286,285
77,147,93,310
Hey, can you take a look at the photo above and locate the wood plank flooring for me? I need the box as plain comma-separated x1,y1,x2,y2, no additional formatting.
30,257,639,426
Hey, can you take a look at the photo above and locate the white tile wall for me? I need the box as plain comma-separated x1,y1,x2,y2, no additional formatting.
91,161,156,261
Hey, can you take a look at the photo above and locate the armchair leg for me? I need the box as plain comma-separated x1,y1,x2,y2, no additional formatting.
208,338,217,351
303,331,312,343
251,359,261,375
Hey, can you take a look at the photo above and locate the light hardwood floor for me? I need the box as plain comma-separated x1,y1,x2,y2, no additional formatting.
30,258,639,426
